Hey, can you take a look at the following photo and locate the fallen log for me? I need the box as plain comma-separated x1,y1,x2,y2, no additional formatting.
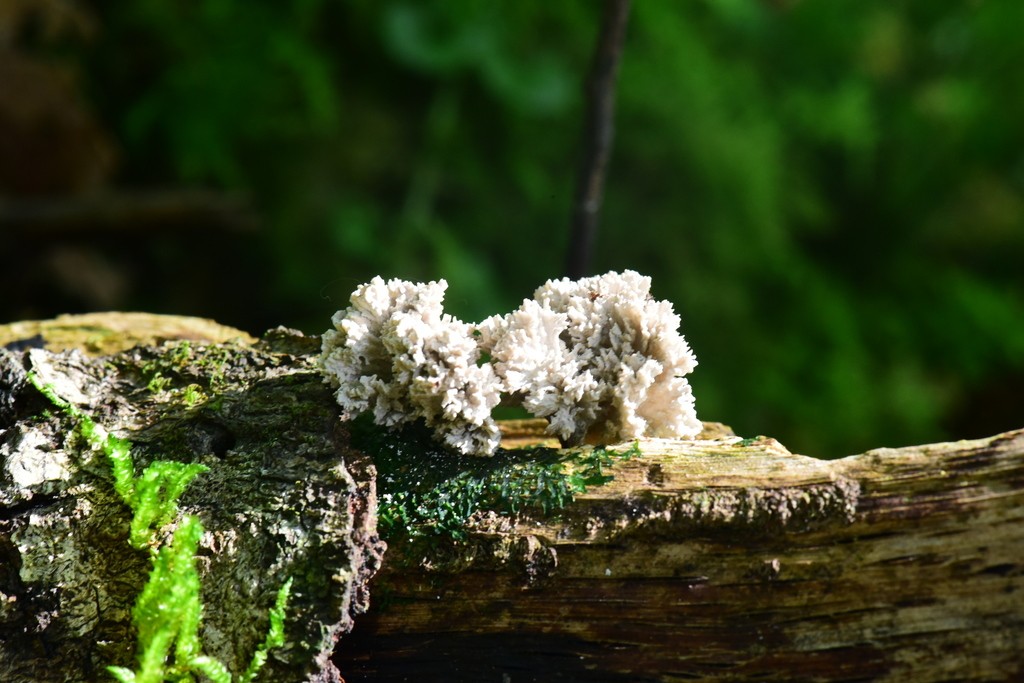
2,314,1022,682
0,314,383,682
333,425,1024,681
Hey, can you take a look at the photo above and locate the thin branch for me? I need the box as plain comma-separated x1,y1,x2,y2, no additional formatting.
0,190,258,234
564,0,632,279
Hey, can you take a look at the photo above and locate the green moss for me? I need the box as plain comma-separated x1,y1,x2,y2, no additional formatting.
28,372,290,682
146,372,173,394
351,415,641,539
180,384,206,408
137,341,235,398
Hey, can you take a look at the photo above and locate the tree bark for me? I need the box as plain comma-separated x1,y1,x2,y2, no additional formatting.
0,314,384,682
2,314,1022,682
334,429,1024,682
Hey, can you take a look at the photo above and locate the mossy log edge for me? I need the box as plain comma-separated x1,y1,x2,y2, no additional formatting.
0,314,383,683
1,314,1021,682
337,428,1024,679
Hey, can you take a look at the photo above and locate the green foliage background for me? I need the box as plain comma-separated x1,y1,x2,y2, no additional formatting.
71,1,1024,456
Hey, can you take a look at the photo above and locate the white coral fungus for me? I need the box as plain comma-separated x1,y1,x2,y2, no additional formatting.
321,271,699,455
320,276,501,455
480,270,700,445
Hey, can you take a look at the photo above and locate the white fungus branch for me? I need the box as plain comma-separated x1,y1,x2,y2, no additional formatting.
481,270,700,446
320,276,501,455
321,271,699,455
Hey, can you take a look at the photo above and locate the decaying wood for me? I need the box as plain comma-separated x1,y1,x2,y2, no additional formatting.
334,430,1024,681
0,311,256,357
0,316,383,682
2,313,1022,682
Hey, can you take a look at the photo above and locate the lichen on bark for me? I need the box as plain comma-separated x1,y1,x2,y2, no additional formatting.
0,322,383,683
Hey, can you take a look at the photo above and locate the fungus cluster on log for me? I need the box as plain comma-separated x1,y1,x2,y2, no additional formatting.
2,312,1023,683
320,270,700,455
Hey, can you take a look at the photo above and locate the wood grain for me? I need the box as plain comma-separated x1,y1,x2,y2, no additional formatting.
337,430,1024,682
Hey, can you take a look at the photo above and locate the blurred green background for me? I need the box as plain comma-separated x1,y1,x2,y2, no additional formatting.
2,0,1023,457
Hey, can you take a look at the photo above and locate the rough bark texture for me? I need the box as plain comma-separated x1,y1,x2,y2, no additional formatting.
335,430,1024,682
0,314,384,682
2,313,1022,682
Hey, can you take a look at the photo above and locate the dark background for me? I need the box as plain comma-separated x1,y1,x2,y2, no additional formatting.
2,1,1022,457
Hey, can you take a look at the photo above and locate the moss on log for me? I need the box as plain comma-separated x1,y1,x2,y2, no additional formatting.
2,313,1022,682
0,315,382,682
335,430,1024,682
0,311,255,357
